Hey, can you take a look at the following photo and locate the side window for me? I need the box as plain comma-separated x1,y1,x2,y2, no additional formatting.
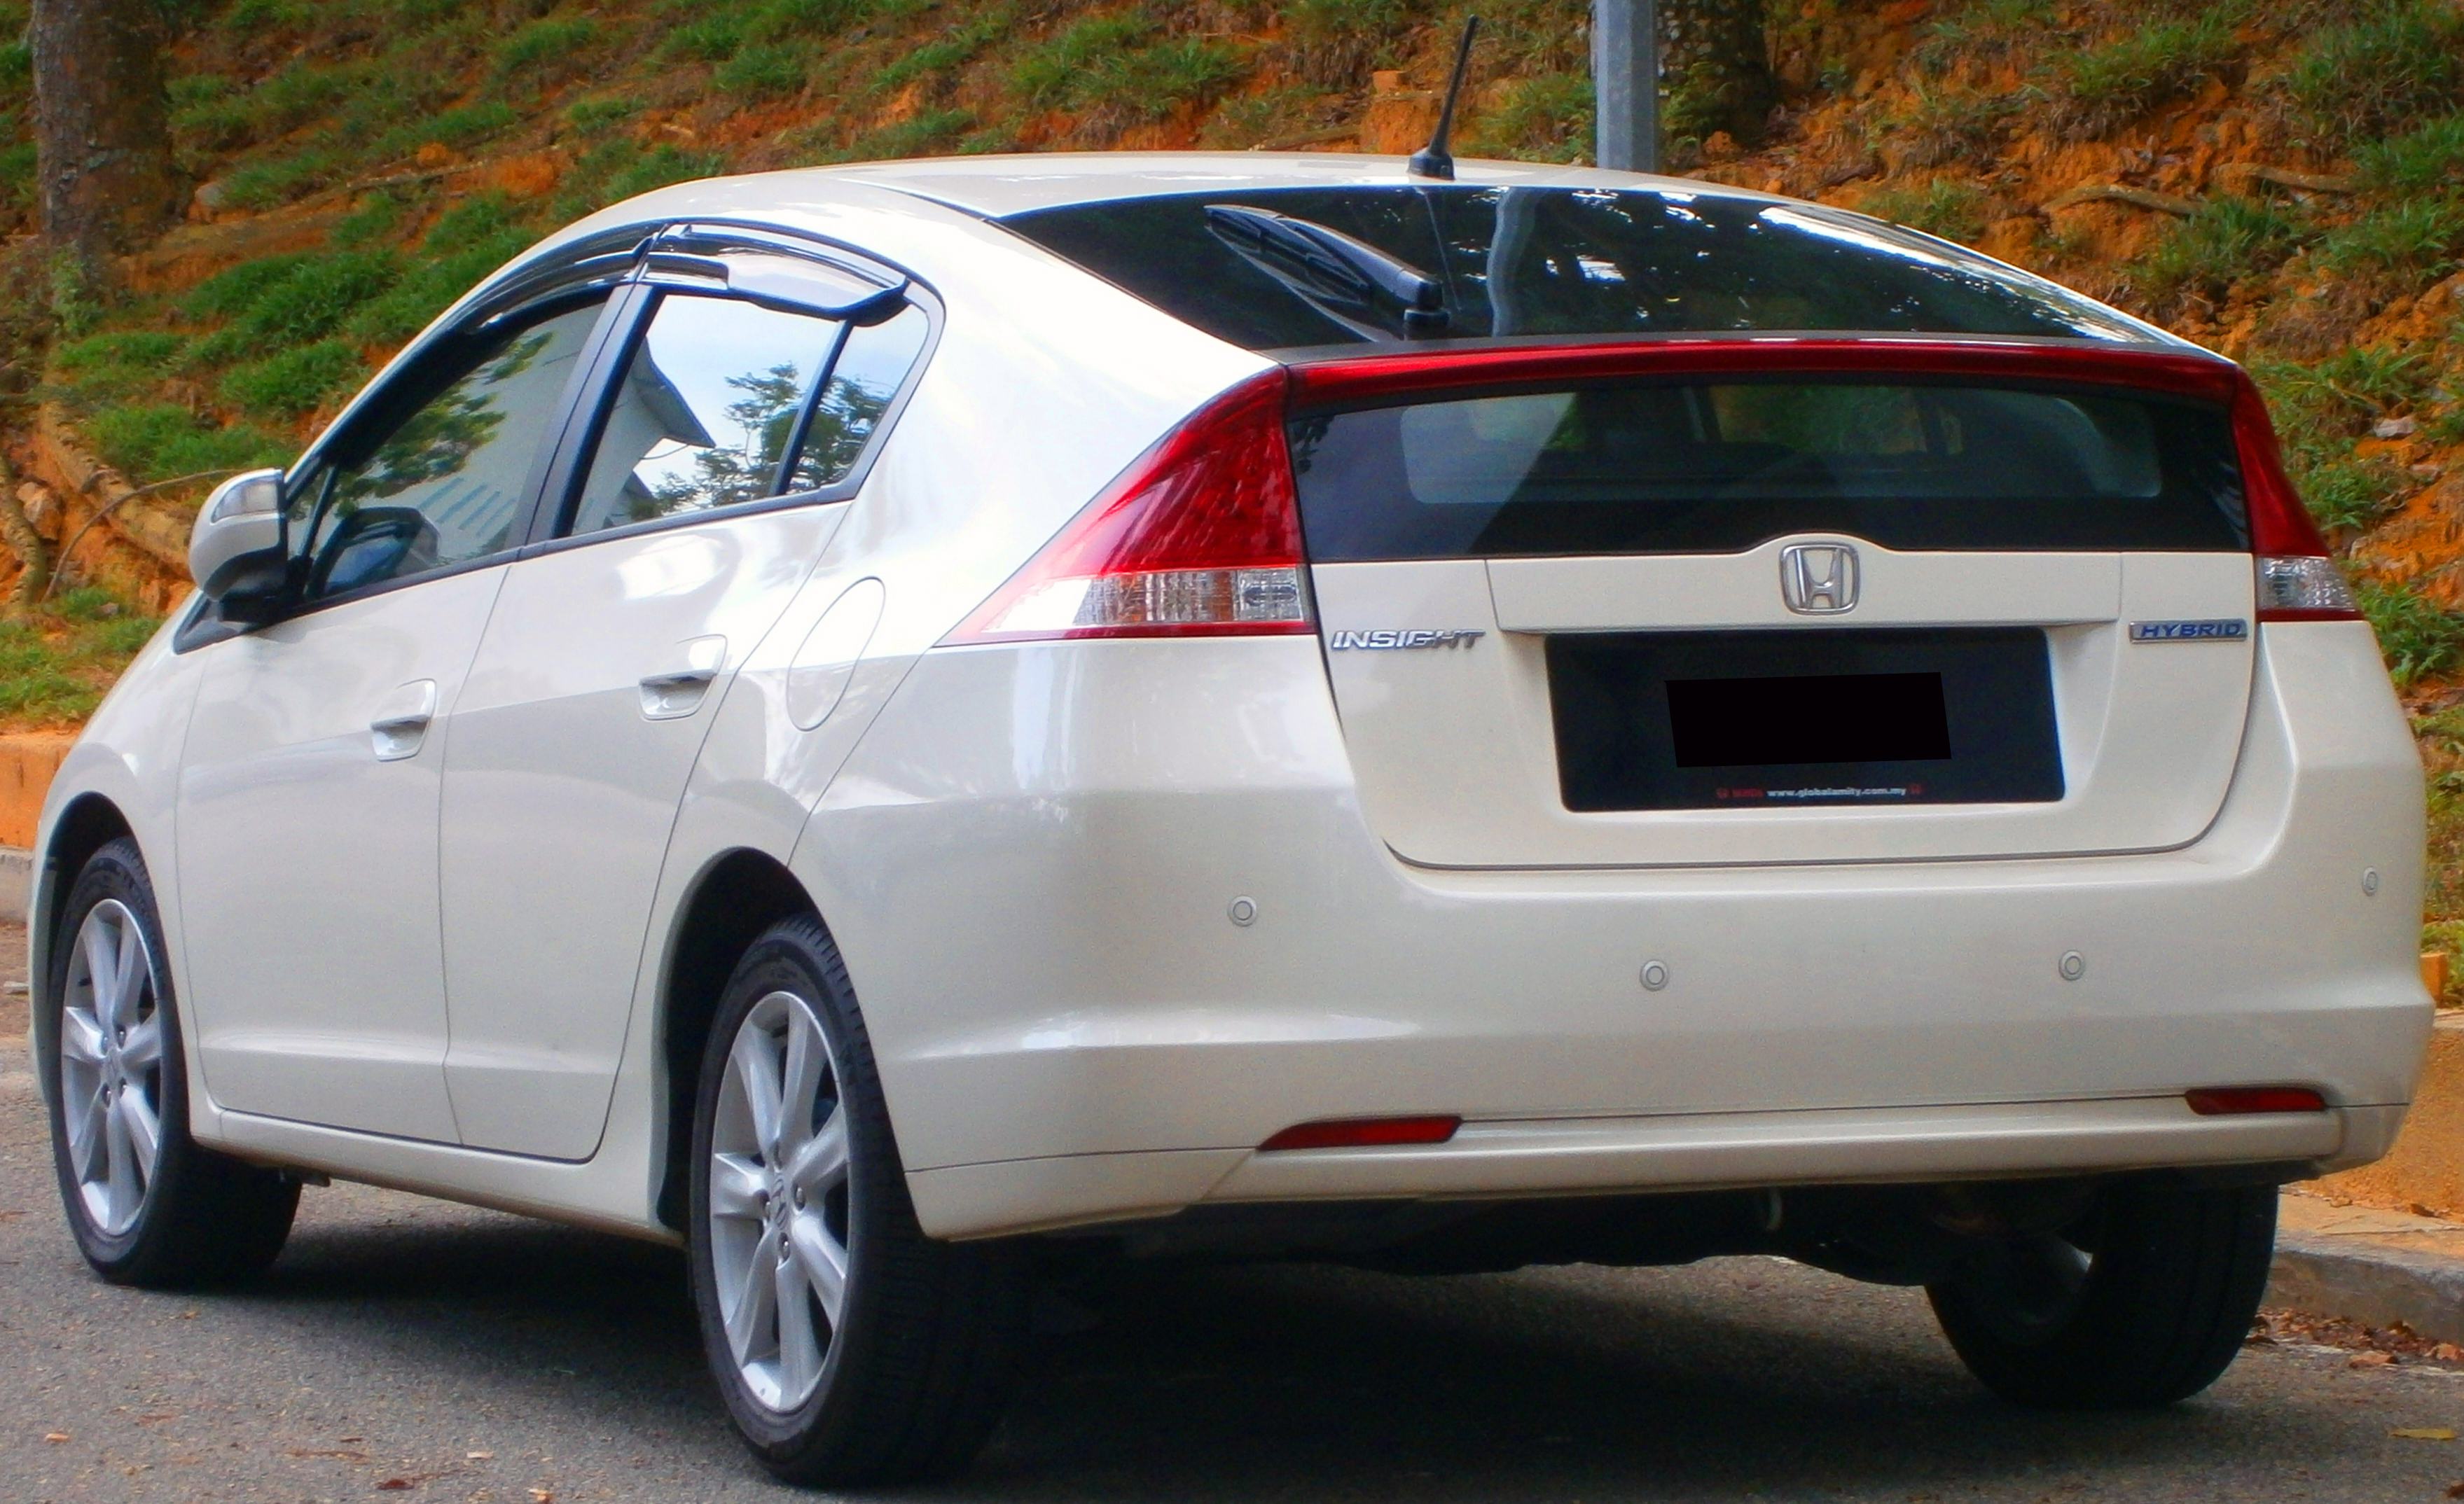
305,298,606,600
785,304,931,494
567,293,843,537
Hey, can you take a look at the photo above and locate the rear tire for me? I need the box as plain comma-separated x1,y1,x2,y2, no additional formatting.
1927,1178,2276,1408
688,916,1027,1486
43,837,298,1287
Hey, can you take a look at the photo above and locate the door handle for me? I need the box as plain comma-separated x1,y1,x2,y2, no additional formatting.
639,635,728,720
370,679,438,761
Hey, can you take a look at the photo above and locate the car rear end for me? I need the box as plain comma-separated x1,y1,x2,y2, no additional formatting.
824,170,2428,1242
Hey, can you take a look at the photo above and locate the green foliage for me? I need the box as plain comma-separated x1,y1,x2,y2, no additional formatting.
2134,196,2311,312
1013,17,1243,123
220,340,364,418
0,141,36,212
1282,0,1412,86
375,99,516,161
749,0,877,43
1463,73,1593,164
1860,180,1990,244
219,146,345,211
565,96,640,133
2316,200,2464,283
2301,457,2409,534
87,404,288,484
2287,1,2464,152
497,18,598,76
717,42,810,99
182,256,316,321
554,139,726,219
836,109,976,162
214,251,402,358
2355,113,2464,195
332,194,412,251
342,199,534,348
0,606,160,727
1893,84,2019,168
53,332,189,402
2362,579,2464,690
875,11,1013,94
2049,16,2238,138
665,13,750,62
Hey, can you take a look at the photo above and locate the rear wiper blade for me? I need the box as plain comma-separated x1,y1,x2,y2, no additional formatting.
1203,204,1449,340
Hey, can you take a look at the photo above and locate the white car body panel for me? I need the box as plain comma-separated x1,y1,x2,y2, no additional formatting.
25,156,2428,1252
176,568,506,1143
438,506,843,1160
1315,547,2255,868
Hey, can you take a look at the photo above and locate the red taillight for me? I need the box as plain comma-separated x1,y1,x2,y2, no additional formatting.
1258,1115,1462,1151
2232,376,2362,622
2185,1086,2329,1115
945,371,1313,645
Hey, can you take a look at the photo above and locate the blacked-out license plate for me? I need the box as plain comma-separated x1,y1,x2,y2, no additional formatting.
1547,628,2064,812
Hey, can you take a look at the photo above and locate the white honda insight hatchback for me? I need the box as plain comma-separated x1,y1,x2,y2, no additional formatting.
30,153,2429,1483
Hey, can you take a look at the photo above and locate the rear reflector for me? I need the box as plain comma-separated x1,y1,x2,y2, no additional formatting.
945,370,1313,644
1258,1115,1462,1152
2185,1086,2329,1115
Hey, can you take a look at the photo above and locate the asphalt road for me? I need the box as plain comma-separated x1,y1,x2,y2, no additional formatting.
8,921,2464,1502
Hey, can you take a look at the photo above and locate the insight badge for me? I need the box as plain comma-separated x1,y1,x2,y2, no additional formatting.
1328,629,1486,650
2129,619,2249,643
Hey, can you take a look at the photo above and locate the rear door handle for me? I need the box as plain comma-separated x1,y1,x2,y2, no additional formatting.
370,679,438,761
639,635,727,720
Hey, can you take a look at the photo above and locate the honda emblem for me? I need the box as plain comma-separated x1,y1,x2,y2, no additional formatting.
1780,543,1859,615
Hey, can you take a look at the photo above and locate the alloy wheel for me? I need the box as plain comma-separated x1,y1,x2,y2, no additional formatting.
708,989,853,1412
57,898,165,1237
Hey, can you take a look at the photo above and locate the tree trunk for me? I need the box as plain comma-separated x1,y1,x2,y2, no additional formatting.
1662,0,1776,146
30,0,179,280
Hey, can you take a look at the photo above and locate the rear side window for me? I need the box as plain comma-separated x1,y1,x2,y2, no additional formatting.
1003,187,2150,349
1288,380,2248,558
565,294,931,538
569,293,845,536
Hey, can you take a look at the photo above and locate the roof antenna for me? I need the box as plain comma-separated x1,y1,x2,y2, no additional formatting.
1409,16,1479,181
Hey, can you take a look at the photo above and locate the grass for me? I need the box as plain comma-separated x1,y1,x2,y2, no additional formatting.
1011,17,1243,123
1893,85,2019,169
496,18,599,78
2049,15,2239,139
2301,457,2410,535
1861,181,1991,244
2133,196,2311,312
1462,74,1594,164
0,595,162,728
2355,113,2464,195
2315,200,2464,285
219,340,364,418
2286,0,2464,153
716,43,811,100
86,404,289,481
2362,579,2464,690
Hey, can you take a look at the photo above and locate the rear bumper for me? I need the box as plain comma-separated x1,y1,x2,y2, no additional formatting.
796,620,2429,1239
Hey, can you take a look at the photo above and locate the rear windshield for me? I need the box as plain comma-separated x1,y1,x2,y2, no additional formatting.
1287,380,2248,558
1002,187,2152,349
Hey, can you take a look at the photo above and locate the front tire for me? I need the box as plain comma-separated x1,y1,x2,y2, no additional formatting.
1927,1178,2276,1408
688,916,1027,1486
43,837,298,1286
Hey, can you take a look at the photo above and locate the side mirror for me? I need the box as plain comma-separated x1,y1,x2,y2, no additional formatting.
188,468,289,612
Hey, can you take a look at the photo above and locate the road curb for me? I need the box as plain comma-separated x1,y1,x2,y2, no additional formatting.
0,846,27,924
2269,1230,2464,1346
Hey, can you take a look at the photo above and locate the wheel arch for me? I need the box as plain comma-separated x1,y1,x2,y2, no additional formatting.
655,847,821,1231
32,793,137,1049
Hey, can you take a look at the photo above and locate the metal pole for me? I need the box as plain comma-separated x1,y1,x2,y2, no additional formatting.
1592,0,1658,174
